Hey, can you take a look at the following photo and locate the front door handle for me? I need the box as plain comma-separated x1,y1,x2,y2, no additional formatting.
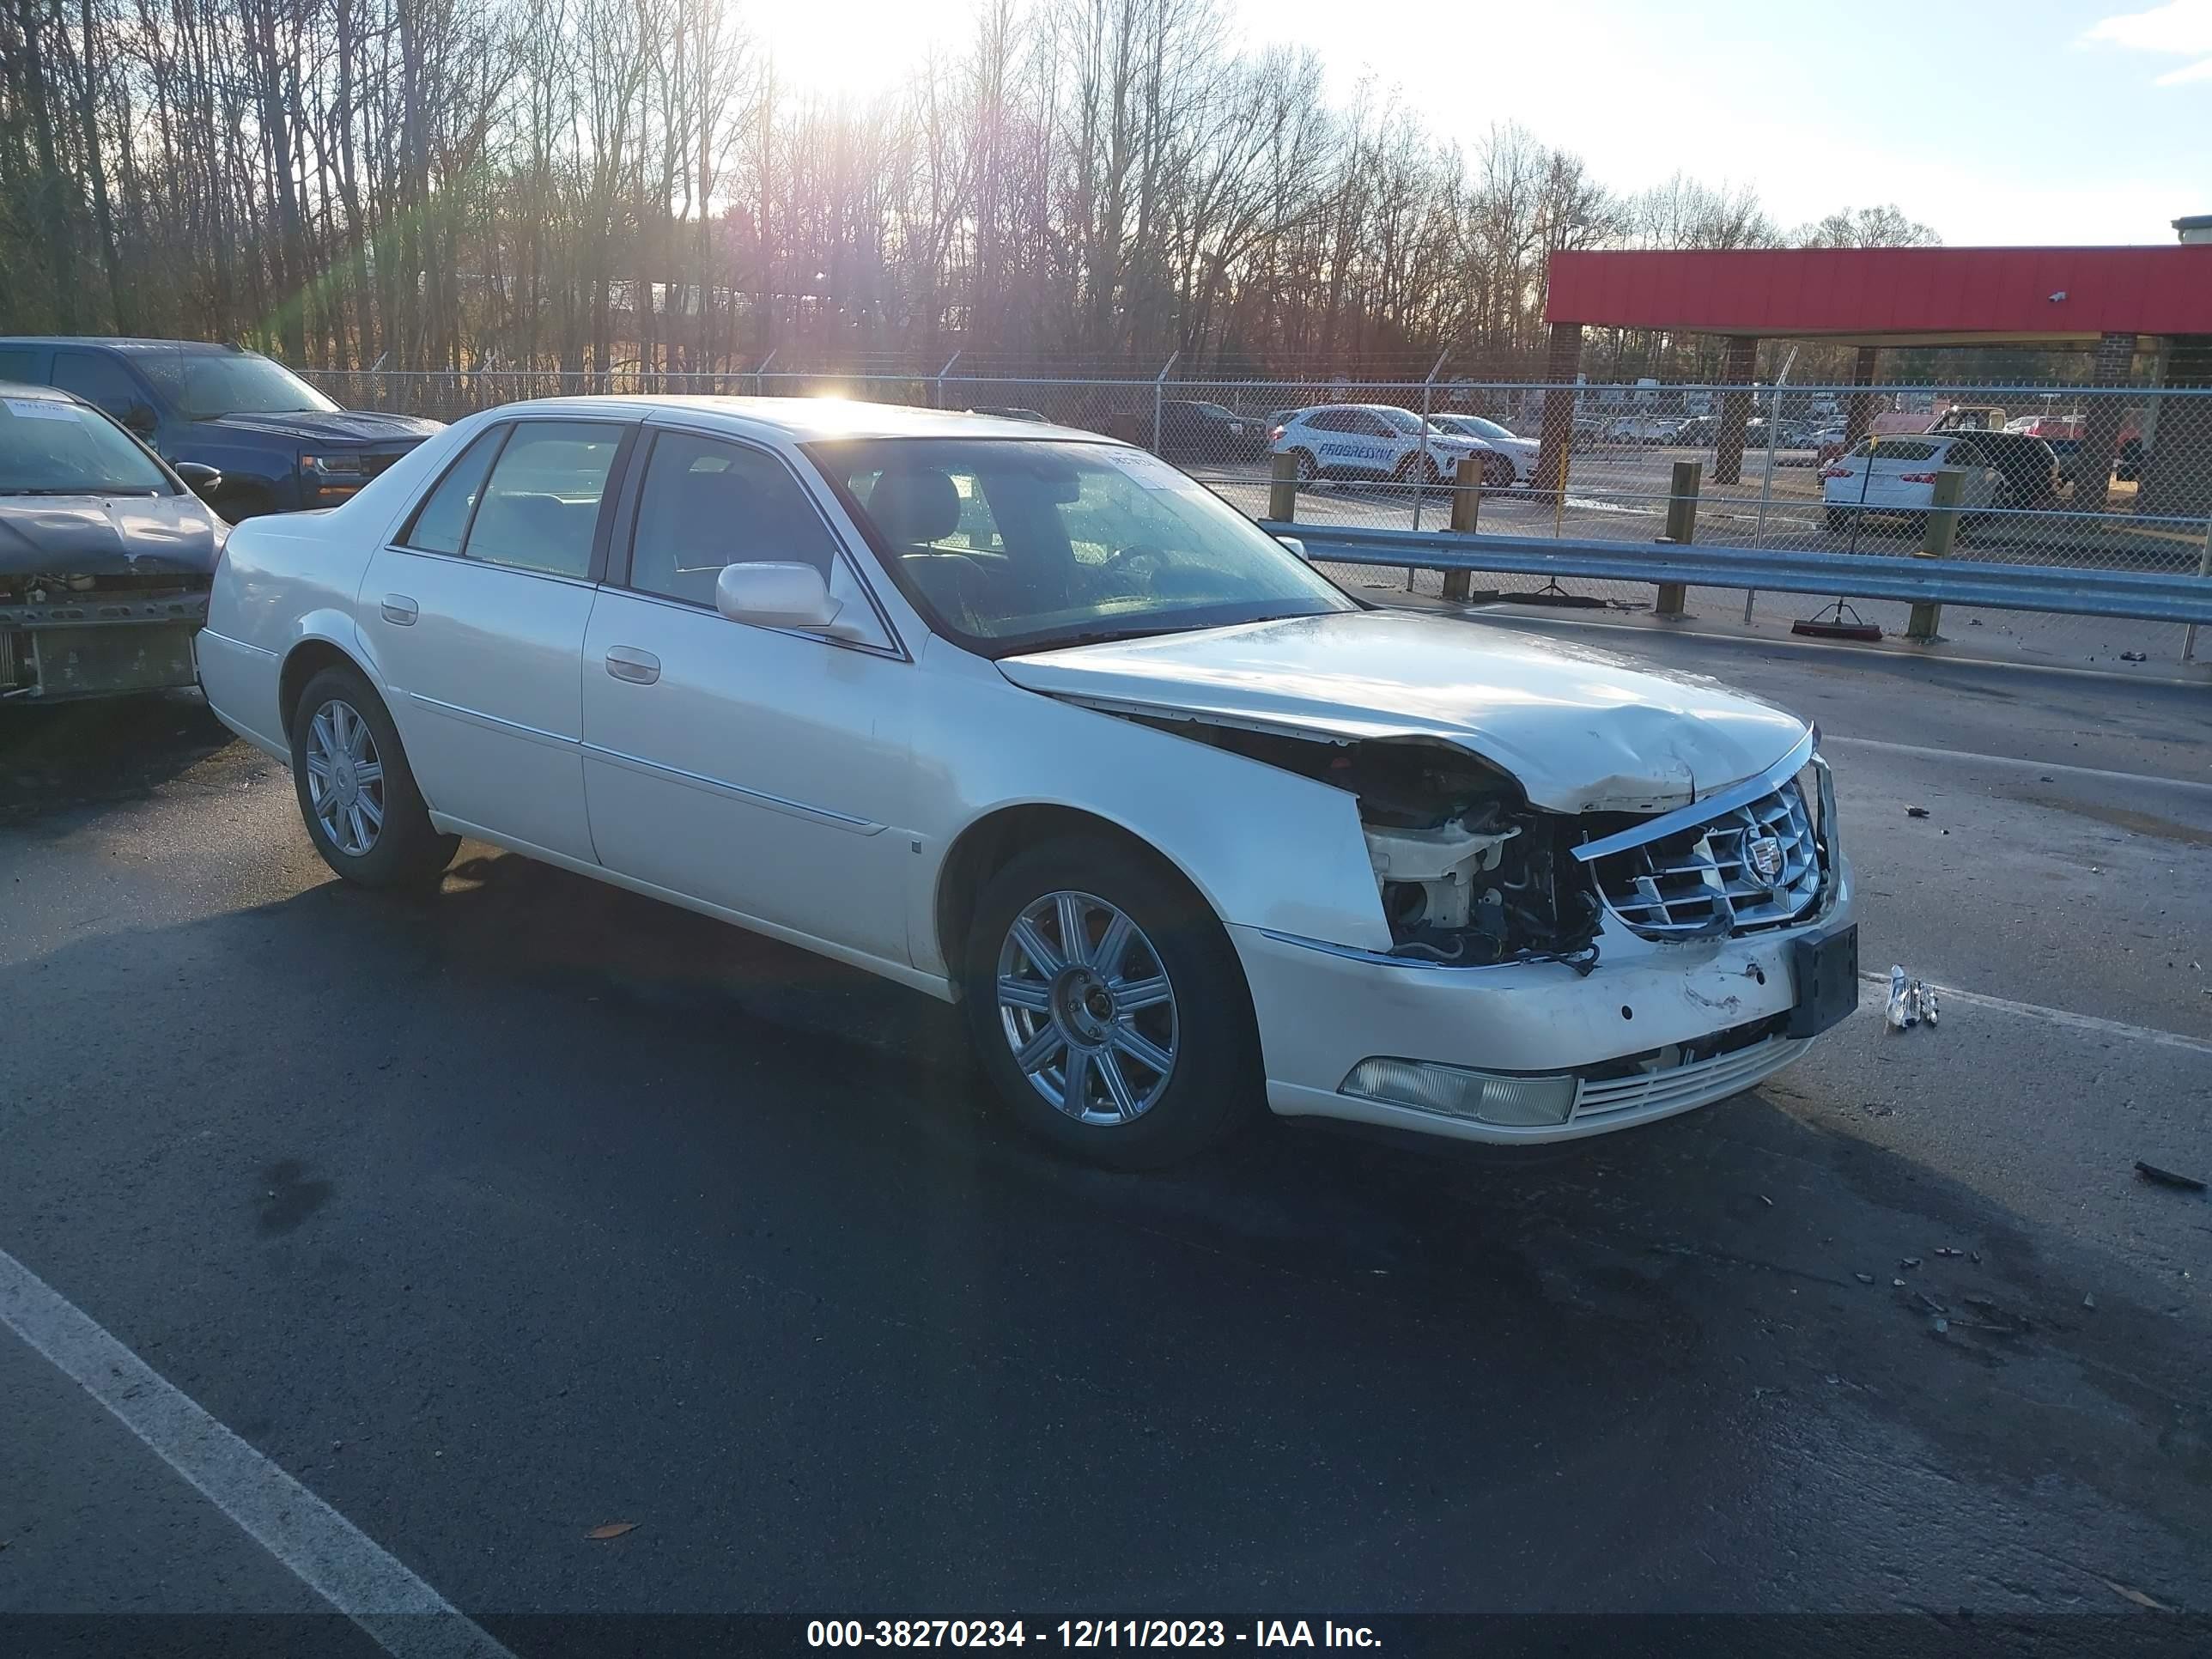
605,646,660,685
381,594,418,626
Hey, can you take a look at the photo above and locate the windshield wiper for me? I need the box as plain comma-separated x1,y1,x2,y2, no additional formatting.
1038,623,1182,650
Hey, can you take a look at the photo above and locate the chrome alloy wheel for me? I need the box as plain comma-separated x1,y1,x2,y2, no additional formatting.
995,890,1179,1125
303,697,386,857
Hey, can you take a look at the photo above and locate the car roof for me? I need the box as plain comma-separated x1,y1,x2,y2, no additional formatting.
456,395,1119,446
0,336,258,356
0,380,76,401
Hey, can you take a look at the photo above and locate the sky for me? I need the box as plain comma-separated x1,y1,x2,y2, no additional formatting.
749,0,2212,246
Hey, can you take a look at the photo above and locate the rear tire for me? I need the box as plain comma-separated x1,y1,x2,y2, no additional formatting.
1291,447,1318,485
961,836,1262,1170
289,664,459,890
1824,506,1856,534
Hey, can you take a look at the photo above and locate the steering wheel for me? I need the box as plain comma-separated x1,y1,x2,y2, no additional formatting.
1097,542,1164,575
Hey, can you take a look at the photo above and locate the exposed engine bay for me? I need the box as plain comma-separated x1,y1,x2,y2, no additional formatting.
1119,715,1603,969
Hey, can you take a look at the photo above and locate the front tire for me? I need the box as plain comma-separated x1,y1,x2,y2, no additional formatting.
962,837,1261,1169
289,664,459,890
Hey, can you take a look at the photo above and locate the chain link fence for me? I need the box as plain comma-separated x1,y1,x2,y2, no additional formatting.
306,368,2212,662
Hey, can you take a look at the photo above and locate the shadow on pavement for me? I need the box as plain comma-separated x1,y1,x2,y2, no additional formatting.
0,691,235,831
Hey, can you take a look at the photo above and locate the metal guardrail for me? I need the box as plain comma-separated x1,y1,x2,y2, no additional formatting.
1261,520,2212,628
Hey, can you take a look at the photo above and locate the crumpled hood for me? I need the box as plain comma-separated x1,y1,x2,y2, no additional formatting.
0,494,224,578
999,608,1810,814
197,410,443,446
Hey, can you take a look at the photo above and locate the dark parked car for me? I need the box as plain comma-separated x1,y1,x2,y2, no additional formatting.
1960,430,2064,508
1,382,227,701
0,337,441,520
1156,399,1265,463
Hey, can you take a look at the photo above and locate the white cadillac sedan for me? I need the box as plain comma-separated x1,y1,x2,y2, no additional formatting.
198,398,1857,1168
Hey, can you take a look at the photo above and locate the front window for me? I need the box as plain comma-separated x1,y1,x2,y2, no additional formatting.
1455,416,1517,443
812,437,1357,657
0,395,173,496
1373,408,1424,434
137,351,339,420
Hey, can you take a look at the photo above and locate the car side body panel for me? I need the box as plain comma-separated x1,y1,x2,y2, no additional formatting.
904,637,1393,981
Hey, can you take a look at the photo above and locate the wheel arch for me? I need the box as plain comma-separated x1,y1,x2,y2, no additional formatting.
932,804,1231,1000
277,633,378,739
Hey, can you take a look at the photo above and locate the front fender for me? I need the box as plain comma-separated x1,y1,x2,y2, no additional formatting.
907,641,1393,979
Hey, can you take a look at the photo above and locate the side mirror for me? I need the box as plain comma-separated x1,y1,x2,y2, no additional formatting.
173,461,222,501
714,561,866,640
1274,534,1308,562
122,403,158,437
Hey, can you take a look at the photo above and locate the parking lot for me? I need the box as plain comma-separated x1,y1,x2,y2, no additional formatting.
3,590,2209,1646
1184,444,2207,665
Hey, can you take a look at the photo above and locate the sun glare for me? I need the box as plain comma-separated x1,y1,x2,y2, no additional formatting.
749,0,944,98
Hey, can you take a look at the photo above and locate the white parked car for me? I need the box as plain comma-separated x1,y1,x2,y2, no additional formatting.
1426,414,1540,486
199,398,1856,1168
1599,414,1682,445
1268,404,1511,488
1820,434,2009,532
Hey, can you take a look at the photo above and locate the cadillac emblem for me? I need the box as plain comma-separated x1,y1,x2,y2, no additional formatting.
1745,835,1787,889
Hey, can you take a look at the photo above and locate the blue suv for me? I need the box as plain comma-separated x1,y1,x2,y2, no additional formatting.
0,337,441,519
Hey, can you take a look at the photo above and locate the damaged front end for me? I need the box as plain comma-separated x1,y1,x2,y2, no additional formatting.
1,570,210,702
1121,715,1604,969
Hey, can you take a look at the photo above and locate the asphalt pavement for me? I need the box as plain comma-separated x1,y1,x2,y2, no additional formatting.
3,611,2209,1654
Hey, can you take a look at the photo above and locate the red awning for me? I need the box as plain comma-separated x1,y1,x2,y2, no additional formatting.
1546,246,2212,343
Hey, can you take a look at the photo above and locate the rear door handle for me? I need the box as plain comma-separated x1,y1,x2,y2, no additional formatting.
381,594,418,626
605,646,660,685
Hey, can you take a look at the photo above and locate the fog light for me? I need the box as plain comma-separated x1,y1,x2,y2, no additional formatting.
1340,1058,1577,1126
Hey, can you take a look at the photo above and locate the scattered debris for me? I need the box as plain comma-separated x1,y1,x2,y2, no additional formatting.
1905,805,1931,818
1759,1194,1773,1207
2135,1161,2207,1193
586,1522,638,1540
1969,1251,1982,1265
1892,1278,1908,1289
2039,774,2055,782
2100,1577,2174,1613
1931,1316,1949,1334
1854,1273,1876,1285
1962,1296,2031,1334
2082,1292,2097,1310
1886,967,1937,1030
2119,651,2148,664
1935,1246,1962,1258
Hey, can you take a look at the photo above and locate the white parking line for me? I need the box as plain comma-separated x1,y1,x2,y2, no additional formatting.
1856,973,2212,1057
1824,734,2212,794
0,1246,514,1659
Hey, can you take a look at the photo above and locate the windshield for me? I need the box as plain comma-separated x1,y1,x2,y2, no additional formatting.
811,437,1357,657
138,351,339,419
1455,416,1516,442
0,395,173,495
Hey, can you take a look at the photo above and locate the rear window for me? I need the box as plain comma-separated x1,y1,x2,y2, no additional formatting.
1849,439,1938,461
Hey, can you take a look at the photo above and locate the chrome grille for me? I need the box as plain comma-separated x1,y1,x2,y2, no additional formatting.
1585,776,1824,939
